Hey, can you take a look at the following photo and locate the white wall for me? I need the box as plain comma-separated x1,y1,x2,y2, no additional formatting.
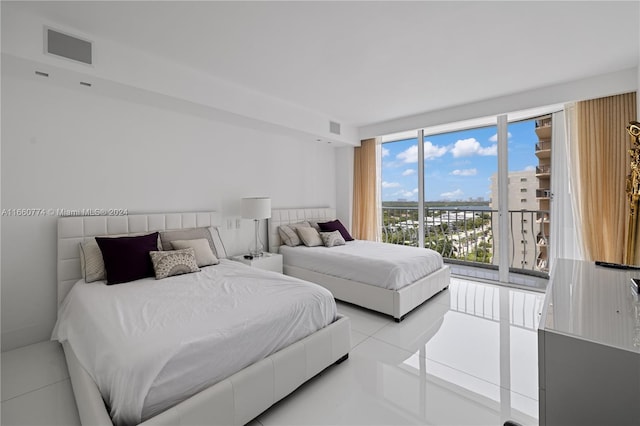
1,4,359,147
1,64,338,351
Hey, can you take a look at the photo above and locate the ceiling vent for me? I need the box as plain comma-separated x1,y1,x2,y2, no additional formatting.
45,27,92,65
329,121,341,135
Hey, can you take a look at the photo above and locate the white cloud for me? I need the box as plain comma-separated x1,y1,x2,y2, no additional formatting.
402,169,416,176
382,181,401,188
489,132,512,142
396,141,448,163
440,189,464,200
523,165,536,171
396,190,417,199
451,138,497,157
396,145,418,163
424,142,448,159
451,168,478,176
381,147,390,157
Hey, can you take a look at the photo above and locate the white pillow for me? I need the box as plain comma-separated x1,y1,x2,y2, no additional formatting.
170,238,219,267
297,226,323,247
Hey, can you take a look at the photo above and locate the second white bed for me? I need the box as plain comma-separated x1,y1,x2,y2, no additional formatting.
270,208,451,322
279,240,443,290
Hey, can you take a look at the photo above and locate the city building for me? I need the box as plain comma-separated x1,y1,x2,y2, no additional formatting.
490,169,540,270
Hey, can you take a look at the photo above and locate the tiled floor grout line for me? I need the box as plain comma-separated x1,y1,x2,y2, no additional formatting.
1,377,71,404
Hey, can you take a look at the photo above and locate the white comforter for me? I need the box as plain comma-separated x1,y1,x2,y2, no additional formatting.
52,260,337,426
279,240,444,290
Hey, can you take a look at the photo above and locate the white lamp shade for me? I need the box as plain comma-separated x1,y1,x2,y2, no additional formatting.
241,197,271,219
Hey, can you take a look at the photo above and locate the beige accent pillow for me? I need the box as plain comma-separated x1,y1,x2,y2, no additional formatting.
170,238,219,267
80,238,107,282
149,248,200,280
278,221,311,247
278,225,300,247
297,226,323,247
160,228,214,252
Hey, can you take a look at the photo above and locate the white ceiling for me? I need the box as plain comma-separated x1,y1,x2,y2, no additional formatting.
8,1,640,128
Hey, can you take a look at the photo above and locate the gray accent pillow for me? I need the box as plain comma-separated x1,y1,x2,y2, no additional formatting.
309,221,322,232
297,226,323,247
278,221,311,247
170,238,219,267
320,230,346,247
149,248,200,279
208,226,228,259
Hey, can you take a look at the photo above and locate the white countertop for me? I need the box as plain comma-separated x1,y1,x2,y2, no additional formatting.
540,258,640,353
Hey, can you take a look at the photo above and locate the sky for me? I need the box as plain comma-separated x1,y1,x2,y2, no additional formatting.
381,119,538,202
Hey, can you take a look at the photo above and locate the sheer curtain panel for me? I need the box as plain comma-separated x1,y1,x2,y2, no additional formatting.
574,92,636,263
550,110,582,268
352,138,379,241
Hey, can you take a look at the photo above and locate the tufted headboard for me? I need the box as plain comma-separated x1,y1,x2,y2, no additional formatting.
57,212,221,305
268,208,336,253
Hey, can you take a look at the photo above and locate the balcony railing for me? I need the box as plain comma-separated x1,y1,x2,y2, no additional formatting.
536,188,551,199
381,206,549,277
535,140,551,152
536,164,550,175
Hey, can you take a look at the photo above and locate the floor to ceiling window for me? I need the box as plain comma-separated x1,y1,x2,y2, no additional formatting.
503,116,551,275
380,110,559,283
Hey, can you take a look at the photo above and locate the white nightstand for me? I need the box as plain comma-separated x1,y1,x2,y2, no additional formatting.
231,252,283,273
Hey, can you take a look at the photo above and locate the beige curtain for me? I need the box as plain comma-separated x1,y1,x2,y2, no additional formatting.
574,92,636,263
352,138,379,241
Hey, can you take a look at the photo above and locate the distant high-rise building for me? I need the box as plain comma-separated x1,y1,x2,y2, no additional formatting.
490,169,539,270
490,115,552,274
534,115,552,272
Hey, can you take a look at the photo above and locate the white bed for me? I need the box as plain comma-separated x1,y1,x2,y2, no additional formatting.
55,212,351,426
269,208,450,321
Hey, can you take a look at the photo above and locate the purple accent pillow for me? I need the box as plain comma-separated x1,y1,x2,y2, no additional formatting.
318,219,354,241
95,232,159,285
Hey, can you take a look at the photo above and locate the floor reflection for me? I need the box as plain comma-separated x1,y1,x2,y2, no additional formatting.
258,278,545,426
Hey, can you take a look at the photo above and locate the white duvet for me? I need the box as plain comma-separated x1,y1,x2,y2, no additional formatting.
279,240,444,290
52,260,337,426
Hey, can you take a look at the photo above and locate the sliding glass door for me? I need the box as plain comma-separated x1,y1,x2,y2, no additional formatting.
380,112,556,282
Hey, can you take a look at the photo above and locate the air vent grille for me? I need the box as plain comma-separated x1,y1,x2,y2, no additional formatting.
329,121,341,135
46,28,92,65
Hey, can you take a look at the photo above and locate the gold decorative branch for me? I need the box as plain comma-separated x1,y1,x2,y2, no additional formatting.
626,121,640,264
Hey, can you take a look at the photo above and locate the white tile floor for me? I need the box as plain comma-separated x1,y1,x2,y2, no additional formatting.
1,277,545,426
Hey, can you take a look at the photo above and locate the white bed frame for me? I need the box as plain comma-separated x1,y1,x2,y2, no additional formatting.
269,208,450,322
57,211,350,426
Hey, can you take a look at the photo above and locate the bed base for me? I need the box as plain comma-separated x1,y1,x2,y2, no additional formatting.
284,264,450,321
64,315,350,426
